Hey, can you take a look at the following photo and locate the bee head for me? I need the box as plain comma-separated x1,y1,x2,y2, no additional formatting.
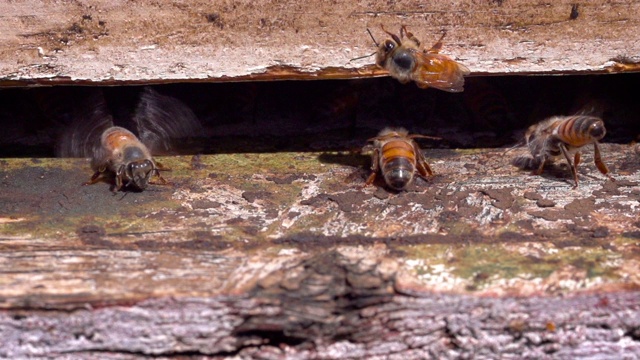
125,159,155,190
376,39,398,67
588,120,606,140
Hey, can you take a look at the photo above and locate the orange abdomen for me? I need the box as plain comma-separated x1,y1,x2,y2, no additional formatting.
554,116,605,147
381,140,416,165
380,139,417,190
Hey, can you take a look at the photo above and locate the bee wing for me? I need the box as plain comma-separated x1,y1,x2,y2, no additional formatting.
55,89,114,158
411,52,470,92
132,87,204,155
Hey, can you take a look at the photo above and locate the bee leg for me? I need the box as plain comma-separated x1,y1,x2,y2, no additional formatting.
149,161,170,186
380,24,401,44
533,156,546,175
114,165,125,191
365,172,377,187
593,142,615,181
414,143,434,180
82,171,103,186
400,25,420,46
559,143,579,188
155,161,171,171
113,175,123,192
365,149,380,187
150,170,169,185
425,32,447,54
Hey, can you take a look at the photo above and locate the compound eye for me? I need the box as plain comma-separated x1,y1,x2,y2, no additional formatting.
383,40,395,52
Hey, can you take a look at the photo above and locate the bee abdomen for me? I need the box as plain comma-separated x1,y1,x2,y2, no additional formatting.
382,157,415,190
380,140,417,190
381,140,416,162
555,115,605,147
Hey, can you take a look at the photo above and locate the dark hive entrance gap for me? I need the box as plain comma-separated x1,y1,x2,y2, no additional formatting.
0,73,638,158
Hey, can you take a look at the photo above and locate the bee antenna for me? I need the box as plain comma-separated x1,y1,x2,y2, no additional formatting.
366,28,379,47
409,134,442,141
400,25,408,38
349,52,377,62
501,140,526,156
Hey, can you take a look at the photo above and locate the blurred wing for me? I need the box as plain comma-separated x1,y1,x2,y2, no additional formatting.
55,89,114,158
412,53,470,92
132,87,204,155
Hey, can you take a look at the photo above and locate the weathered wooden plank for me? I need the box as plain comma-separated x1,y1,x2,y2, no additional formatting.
0,250,639,358
1,0,640,84
1,143,639,357
2,146,640,304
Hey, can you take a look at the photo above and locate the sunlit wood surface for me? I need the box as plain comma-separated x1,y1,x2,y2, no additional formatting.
1,145,639,357
1,0,640,85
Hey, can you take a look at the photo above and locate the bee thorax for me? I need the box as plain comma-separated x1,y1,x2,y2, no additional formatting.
123,146,147,162
392,50,415,71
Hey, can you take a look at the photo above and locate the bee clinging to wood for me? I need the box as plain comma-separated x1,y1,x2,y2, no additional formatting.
512,115,614,187
364,127,436,191
84,126,167,192
369,25,470,92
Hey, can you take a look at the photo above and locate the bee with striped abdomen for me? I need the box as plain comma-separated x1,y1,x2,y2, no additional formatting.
84,126,167,192
364,127,436,191
372,25,470,92
513,115,613,187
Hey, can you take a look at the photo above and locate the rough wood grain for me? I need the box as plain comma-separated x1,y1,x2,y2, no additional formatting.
1,0,640,84
0,144,639,357
1,249,639,358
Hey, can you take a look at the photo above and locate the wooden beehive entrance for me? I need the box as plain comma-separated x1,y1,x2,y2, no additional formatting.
2,73,639,156
2,0,640,357
1,74,639,358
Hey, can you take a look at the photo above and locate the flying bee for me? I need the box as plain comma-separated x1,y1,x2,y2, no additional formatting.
514,115,614,187
84,126,167,192
364,127,436,191
368,25,470,92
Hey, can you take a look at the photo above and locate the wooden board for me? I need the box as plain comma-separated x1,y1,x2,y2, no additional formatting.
1,0,640,85
1,144,639,357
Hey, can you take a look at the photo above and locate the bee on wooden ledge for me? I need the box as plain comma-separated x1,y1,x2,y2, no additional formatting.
363,127,438,191
355,25,470,92
84,126,169,192
512,115,614,188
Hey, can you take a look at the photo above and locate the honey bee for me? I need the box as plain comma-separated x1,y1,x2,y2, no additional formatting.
514,115,614,187
364,127,436,191
84,126,167,191
372,25,470,92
